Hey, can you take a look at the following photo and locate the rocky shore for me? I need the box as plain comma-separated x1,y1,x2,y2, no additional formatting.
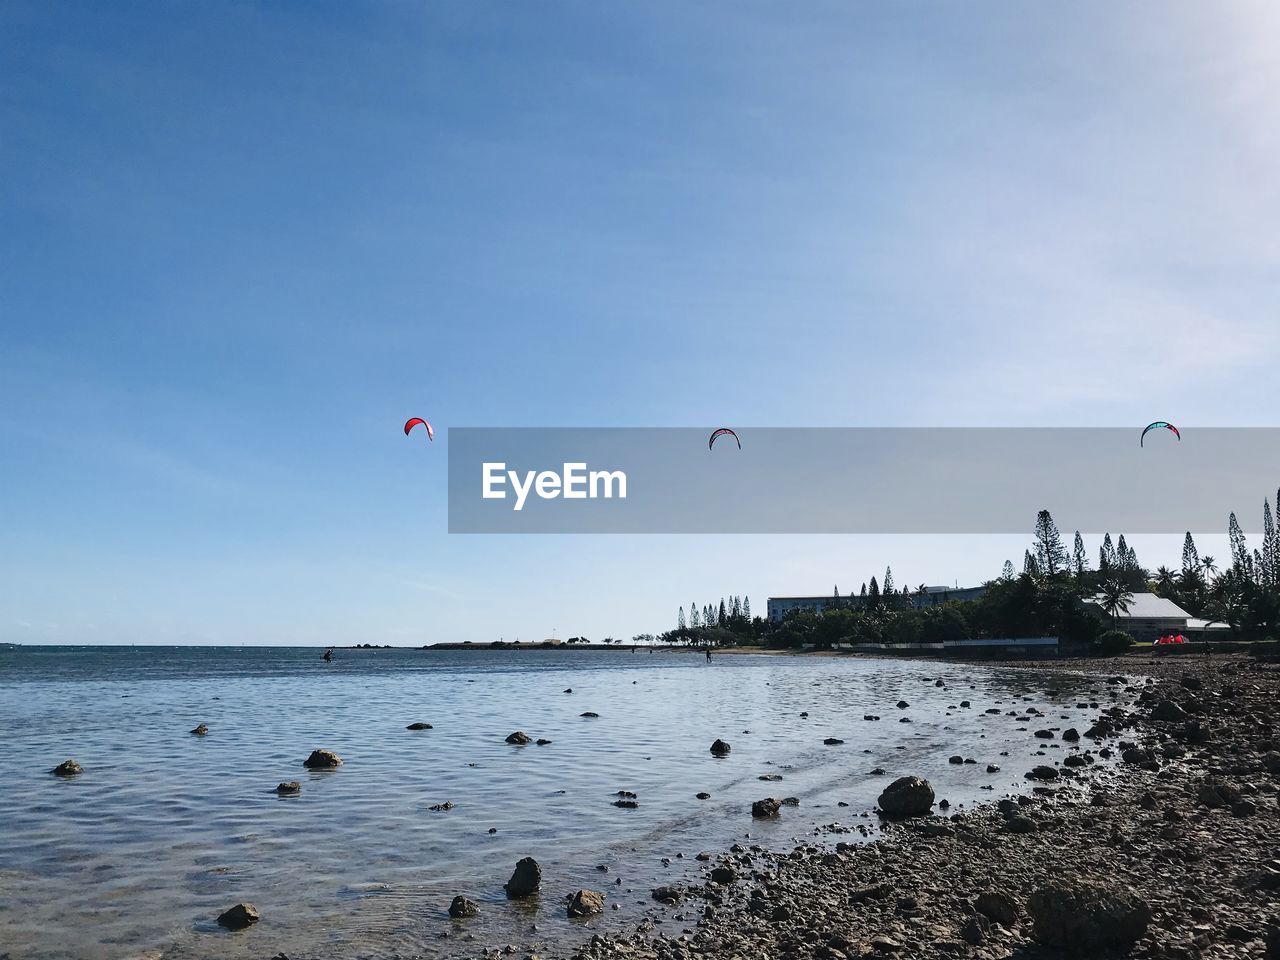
519,652,1280,960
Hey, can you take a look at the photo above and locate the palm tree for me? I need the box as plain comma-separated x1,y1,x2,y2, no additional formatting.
1201,555,1218,579
1097,578,1135,629
1153,566,1176,596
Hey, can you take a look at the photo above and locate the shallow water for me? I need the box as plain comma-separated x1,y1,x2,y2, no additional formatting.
0,646,1130,959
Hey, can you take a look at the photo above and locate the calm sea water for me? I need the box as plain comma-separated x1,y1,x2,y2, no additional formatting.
0,646,1128,960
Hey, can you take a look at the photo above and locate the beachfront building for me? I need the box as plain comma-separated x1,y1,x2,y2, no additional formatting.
1083,593,1192,643
767,585,987,623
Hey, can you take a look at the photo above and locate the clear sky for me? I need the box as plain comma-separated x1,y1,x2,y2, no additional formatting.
2,1,1276,645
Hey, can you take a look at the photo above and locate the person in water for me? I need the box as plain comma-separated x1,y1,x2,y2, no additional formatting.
322,648,333,662
705,647,712,662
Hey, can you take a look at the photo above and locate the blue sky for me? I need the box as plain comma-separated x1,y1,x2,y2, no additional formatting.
2,1,1276,644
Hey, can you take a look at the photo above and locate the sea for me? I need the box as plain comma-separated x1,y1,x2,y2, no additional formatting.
0,645,1129,959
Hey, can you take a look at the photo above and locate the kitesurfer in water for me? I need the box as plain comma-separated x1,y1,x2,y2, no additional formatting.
322,648,333,662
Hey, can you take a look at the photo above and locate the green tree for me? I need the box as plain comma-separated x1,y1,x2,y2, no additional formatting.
1229,512,1253,580
1097,577,1134,629
1099,533,1116,573
1023,550,1039,577
1033,510,1068,576
1072,532,1088,577
1181,532,1200,576
1001,559,1015,580
678,606,686,630
690,605,701,629
743,596,751,619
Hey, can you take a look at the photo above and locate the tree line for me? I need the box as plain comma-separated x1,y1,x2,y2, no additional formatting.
647,486,1280,650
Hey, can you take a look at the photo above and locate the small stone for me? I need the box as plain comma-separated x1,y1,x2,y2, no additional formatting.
275,781,301,795
710,739,731,756
191,724,209,736
50,760,83,777
567,889,605,917
709,865,737,884
505,731,531,745
751,798,781,818
448,895,478,918
695,792,711,800
406,722,433,730
216,902,260,930
303,749,341,769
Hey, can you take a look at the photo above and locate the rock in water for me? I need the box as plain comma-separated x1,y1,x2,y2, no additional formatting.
751,798,781,818
303,749,342,769
50,760,83,777
1025,765,1059,781
823,738,845,745
505,731,531,745
191,724,209,736
1027,882,1151,953
710,865,737,884
504,857,541,898
275,781,301,795
216,902,260,930
406,722,433,730
710,739,731,756
877,776,935,817
567,889,604,917
448,896,478,918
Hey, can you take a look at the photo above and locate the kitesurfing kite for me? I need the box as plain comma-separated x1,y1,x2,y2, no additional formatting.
404,417,434,441
1140,421,1180,447
708,427,740,451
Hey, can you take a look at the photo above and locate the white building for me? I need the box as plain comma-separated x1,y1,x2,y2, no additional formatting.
1085,592,1190,643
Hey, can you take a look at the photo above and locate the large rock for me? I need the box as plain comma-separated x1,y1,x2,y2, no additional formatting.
406,722,433,730
710,739,731,756
1025,765,1059,781
752,797,781,818
974,890,1020,927
216,902,260,930
1150,700,1188,723
877,776,935,817
303,749,342,769
710,865,737,884
448,895,478,918
1027,882,1151,954
505,731,531,745
50,759,83,777
566,889,604,917
504,857,541,898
